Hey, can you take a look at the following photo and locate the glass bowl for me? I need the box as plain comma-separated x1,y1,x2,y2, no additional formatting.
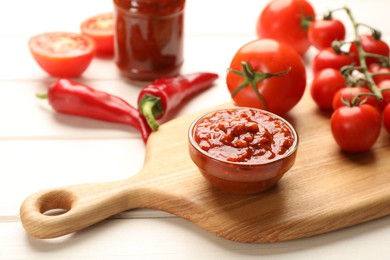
188,107,298,195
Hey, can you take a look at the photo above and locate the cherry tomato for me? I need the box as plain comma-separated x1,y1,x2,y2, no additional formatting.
377,80,390,110
313,47,356,75
310,68,346,110
256,0,315,55
349,34,390,66
226,39,306,115
308,19,345,50
331,104,381,153
332,87,379,110
81,12,114,56
383,103,390,135
369,63,390,84
29,32,95,78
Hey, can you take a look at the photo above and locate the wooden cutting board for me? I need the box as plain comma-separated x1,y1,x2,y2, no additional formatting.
20,91,390,243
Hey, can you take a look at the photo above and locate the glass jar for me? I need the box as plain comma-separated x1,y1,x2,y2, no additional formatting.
113,0,185,81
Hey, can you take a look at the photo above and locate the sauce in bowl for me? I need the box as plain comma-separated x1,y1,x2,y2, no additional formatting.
189,108,298,194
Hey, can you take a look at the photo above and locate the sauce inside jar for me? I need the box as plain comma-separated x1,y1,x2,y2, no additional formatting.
113,0,185,81
193,108,295,163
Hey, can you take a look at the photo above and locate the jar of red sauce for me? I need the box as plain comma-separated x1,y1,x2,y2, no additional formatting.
113,0,185,81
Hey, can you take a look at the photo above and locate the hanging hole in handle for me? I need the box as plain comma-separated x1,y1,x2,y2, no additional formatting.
38,190,76,216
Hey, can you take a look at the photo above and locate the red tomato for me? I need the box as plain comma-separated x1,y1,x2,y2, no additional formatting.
369,63,390,84
313,48,356,74
383,103,390,135
81,12,114,56
226,39,306,115
256,0,315,55
29,32,95,78
308,19,345,50
310,68,346,110
331,104,381,153
349,34,390,66
332,87,379,110
377,80,390,110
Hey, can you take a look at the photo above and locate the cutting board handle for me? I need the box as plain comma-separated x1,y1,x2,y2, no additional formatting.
20,179,144,239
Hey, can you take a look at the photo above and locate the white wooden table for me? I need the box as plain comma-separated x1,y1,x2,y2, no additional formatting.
1,0,389,259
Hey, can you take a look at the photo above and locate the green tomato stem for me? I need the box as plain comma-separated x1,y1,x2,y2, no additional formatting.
344,6,383,102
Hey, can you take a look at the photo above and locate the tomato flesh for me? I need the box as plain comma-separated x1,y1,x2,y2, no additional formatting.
81,13,114,56
29,32,95,78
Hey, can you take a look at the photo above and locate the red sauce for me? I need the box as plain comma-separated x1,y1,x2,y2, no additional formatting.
113,0,185,81
193,108,295,163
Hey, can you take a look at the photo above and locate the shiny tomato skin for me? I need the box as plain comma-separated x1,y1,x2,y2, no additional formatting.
308,19,345,50
81,12,114,56
332,87,379,110
227,39,306,115
313,47,356,74
369,63,390,84
349,34,390,66
256,0,315,55
377,80,390,111
310,68,346,110
29,32,95,78
331,104,381,153
383,103,390,135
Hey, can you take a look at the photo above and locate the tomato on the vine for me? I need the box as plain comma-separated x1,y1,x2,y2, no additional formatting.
28,32,96,78
332,87,379,110
81,12,114,57
369,63,390,84
226,39,306,115
331,104,381,153
313,47,356,74
383,103,390,135
310,68,346,110
308,19,346,50
377,79,390,110
256,0,315,55
349,34,390,66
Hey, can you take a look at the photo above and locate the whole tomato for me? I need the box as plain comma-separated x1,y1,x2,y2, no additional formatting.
256,0,315,55
227,39,306,115
349,34,390,66
331,104,381,153
383,103,390,135
310,68,346,110
313,47,356,74
332,87,379,110
308,19,345,50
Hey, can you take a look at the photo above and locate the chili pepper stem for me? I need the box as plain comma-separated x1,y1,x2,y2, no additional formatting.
139,95,163,131
36,93,48,99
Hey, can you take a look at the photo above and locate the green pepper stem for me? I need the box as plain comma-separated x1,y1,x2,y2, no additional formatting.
36,93,48,99
138,95,163,131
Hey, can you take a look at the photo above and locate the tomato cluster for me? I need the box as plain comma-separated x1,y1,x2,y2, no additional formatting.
306,6,390,152
29,13,114,78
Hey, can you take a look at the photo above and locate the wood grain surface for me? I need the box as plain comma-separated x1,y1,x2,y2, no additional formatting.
20,91,390,243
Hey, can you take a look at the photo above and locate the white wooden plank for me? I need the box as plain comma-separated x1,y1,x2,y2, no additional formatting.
1,216,390,259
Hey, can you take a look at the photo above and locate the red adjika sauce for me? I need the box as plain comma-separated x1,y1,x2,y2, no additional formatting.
193,108,295,163
113,0,185,81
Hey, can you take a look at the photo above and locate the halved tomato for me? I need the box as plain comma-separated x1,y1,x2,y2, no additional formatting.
29,32,95,78
81,12,114,56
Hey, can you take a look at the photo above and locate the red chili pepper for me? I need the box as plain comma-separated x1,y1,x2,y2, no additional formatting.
38,78,151,143
137,72,219,130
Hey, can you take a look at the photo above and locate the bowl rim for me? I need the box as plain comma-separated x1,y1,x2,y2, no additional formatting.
188,107,299,166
